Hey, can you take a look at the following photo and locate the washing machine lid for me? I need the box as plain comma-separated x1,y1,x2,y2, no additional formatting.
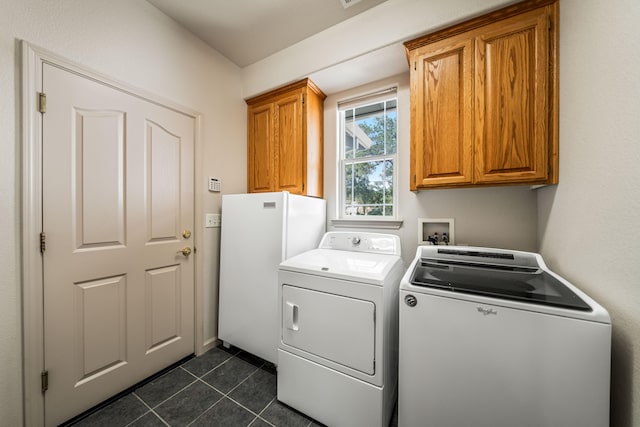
409,254,591,311
280,248,402,286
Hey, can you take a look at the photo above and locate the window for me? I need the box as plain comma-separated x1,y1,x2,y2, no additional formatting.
339,89,397,218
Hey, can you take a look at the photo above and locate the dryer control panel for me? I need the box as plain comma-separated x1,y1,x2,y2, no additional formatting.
319,232,401,256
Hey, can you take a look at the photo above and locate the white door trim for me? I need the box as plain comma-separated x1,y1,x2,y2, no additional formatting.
21,42,205,426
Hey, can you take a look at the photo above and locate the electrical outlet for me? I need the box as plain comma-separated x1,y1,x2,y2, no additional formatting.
205,213,221,228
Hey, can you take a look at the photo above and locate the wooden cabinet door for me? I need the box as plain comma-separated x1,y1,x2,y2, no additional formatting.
246,78,325,196
411,35,474,189
247,103,275,193
474,8,550,184
274,91,304,194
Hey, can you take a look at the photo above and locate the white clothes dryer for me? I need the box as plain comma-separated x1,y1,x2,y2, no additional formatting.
277,232,404,427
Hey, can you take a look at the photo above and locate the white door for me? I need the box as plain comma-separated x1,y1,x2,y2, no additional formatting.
42,62,195,425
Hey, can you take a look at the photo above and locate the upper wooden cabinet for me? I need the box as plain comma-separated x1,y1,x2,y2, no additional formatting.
405,0,558,190
246,78,326,197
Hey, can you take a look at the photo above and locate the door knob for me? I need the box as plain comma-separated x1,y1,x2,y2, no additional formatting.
178,247,192,256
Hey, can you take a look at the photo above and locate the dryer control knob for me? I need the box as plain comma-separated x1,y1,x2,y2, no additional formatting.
352,237,361,246
404,295,418,307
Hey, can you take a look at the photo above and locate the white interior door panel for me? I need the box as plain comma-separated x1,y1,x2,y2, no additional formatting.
42,62,195,426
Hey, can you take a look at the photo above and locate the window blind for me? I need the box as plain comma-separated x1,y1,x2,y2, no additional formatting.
337,87,397,111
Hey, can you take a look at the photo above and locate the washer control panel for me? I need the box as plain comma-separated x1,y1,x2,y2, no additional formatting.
318,232,401,256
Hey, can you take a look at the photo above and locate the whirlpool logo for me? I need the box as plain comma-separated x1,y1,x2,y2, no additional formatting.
476,306,498,316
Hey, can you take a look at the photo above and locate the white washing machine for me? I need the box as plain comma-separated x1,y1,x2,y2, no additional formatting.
399,246,611,427
277,232,403,427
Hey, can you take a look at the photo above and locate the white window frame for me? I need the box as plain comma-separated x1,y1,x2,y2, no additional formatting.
336,88,400,226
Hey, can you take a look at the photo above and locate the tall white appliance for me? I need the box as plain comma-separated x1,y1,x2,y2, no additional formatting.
218,192,326,364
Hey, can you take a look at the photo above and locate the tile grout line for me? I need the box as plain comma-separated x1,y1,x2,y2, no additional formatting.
168,359,245,427
228,359,319,427
128,366,202,426
184,387,225,427
151,367,200,408
125,393,171,427
185,354,265,426
252,396,278,427
85,348,283,427
216,358,283,427
183,348,240,378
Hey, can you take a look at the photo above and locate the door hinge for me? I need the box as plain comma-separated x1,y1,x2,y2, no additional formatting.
40,232,46,253
41,370,49,392
301,94,305,105
302,183,305,191
38,92,47,113
548,16,552,31
414,61,417,71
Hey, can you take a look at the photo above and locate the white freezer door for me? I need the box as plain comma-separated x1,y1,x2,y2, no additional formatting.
218,192,286,364
282,285,376,375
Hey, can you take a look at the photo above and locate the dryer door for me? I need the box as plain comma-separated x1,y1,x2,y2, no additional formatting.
282,285,375,375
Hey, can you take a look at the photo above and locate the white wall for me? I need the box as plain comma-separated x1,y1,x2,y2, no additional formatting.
323,74,538,268
241,0,538,266
245,0,640,425
0,0,246,424
2,0,638,425
241,0,515,98
537,1,640,426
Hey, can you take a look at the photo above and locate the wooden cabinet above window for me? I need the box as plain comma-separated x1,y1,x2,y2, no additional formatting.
246,78,326,197
405,0,558,190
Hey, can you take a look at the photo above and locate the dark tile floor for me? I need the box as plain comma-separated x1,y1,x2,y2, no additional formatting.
66,345,325,427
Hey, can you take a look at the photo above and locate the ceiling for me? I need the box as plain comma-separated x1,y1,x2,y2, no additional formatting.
146,0,389,68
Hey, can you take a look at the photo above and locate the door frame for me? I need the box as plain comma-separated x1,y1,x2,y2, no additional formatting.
21,42,205,426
